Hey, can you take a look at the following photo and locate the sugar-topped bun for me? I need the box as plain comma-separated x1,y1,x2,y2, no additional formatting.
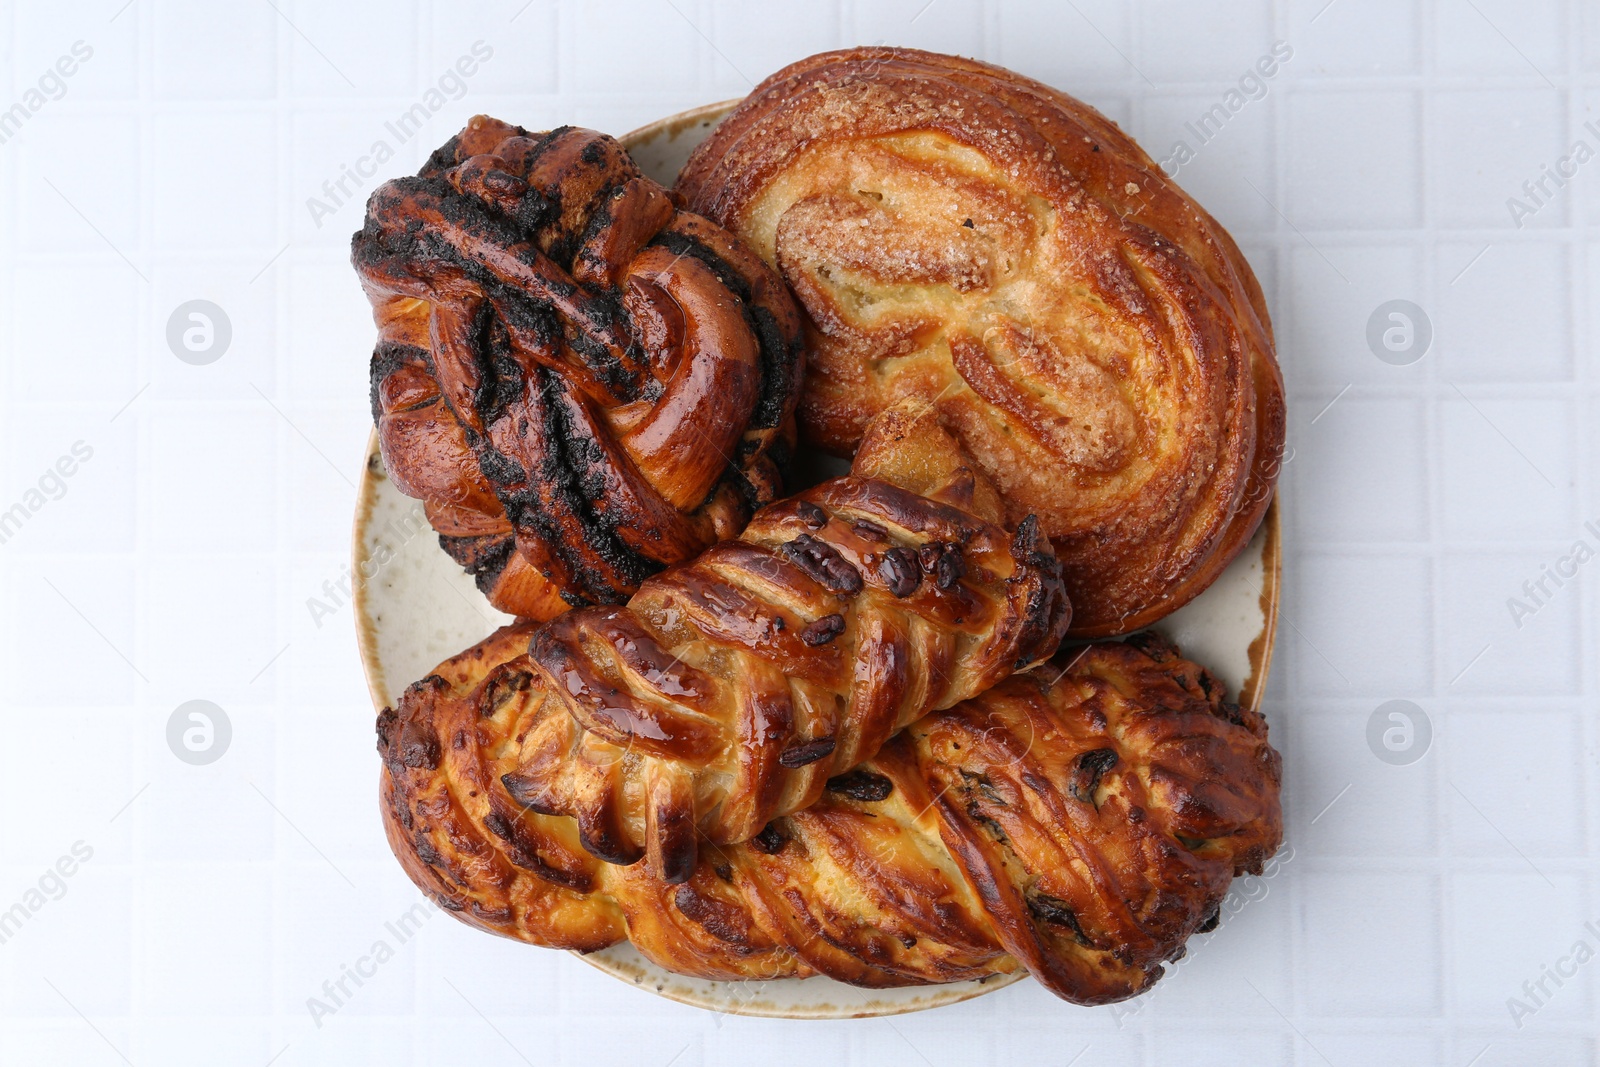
678,48,1285,635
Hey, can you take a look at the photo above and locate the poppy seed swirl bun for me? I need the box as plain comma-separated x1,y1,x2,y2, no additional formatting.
354,116,804,620
677,48,1286,636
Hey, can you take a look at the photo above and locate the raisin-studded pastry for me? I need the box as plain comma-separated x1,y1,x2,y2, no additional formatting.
506,403,1068,877
353,116,803,620
379,624,1281,1005
677,48,1287,637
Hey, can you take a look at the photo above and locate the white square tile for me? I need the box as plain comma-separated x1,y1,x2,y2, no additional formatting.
412,902,563,1018
1291,395,1429,544
12,2,139,100
1438,241,1571,380
1,555,138,705
274,706,385,862
850,0,987,59
1,1022,135,1065
1308,1030,1441,1065
285,414,365,558
0,865,133,1018
1585,89,1600,229
552,943,704,1020
287,260,373,407
572,1,698,92
1590,243,1600,378
1436,0,1566,76
1003,1028,1144,1064
152,0,277,99
1587,3,1600,69
1150,1031,1291,1064
284,592,371,710
1446,709,1586,856
1438,396,1574,539
140,717,277,862
1286,90,1422,229
146,409,278,554
287,0,418,97
428,1018,596,1066
430,4,558,97
1449,871,1592,1022
271,1020,416,1067
0,710,137,865
853,1019,997,1063
149,112,277,252
1138,92,1275,233
279,407,368,535
1301,871,1441,1015
1430,90,1568,230
16,114,141,258
1284,244,1426,394
289,109,436,249
999,0,1135,84
141,556,281,704
148,261,279,399
1140,0,1277,82
1438,551,1582,696
139,863,273,1015
276,869,426,1017
7,263,140,404
710,1,840,95
1286,0,1420,75
1290,553,1433,696
1,414,135,555
131,1018,276,1067
1291,710,1439,855
1456,1035,1595,1067
1132,873,1295,1018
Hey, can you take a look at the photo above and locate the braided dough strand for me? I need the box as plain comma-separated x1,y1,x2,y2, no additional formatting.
378,626,1281,1005
507,403,1071,877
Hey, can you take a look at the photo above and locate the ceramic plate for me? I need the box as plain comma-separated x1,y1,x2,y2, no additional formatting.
352,102,1282,1019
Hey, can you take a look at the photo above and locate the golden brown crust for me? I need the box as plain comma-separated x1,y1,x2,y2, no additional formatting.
353,117,804,620
378,625,1281,1004
677,48,1286,636
509,408,1071,877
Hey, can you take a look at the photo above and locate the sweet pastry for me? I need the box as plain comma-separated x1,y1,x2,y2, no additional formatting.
501,403,1068,877
353,116,804,620
378,624,1282,1005
677,47,1286,636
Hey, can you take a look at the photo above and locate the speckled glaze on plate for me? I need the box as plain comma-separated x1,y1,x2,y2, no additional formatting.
351,102,1283,1019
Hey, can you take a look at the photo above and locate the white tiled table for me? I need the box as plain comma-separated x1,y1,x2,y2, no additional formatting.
0,1,1595,1064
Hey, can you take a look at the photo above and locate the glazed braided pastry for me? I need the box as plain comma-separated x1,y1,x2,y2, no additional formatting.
503,404,1069,878
379,625,1282,1005
353,116,803,620
678,47,1287,636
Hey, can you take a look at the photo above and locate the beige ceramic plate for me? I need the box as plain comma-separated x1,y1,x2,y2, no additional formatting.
352,102,1283,1019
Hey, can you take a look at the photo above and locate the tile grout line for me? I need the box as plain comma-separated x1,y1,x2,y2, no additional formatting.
1419,0,1458,1037
1561,0,1600,1002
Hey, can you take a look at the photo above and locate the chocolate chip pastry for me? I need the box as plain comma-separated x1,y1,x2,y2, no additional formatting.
379,624,1281,1005
488,402,1068,878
